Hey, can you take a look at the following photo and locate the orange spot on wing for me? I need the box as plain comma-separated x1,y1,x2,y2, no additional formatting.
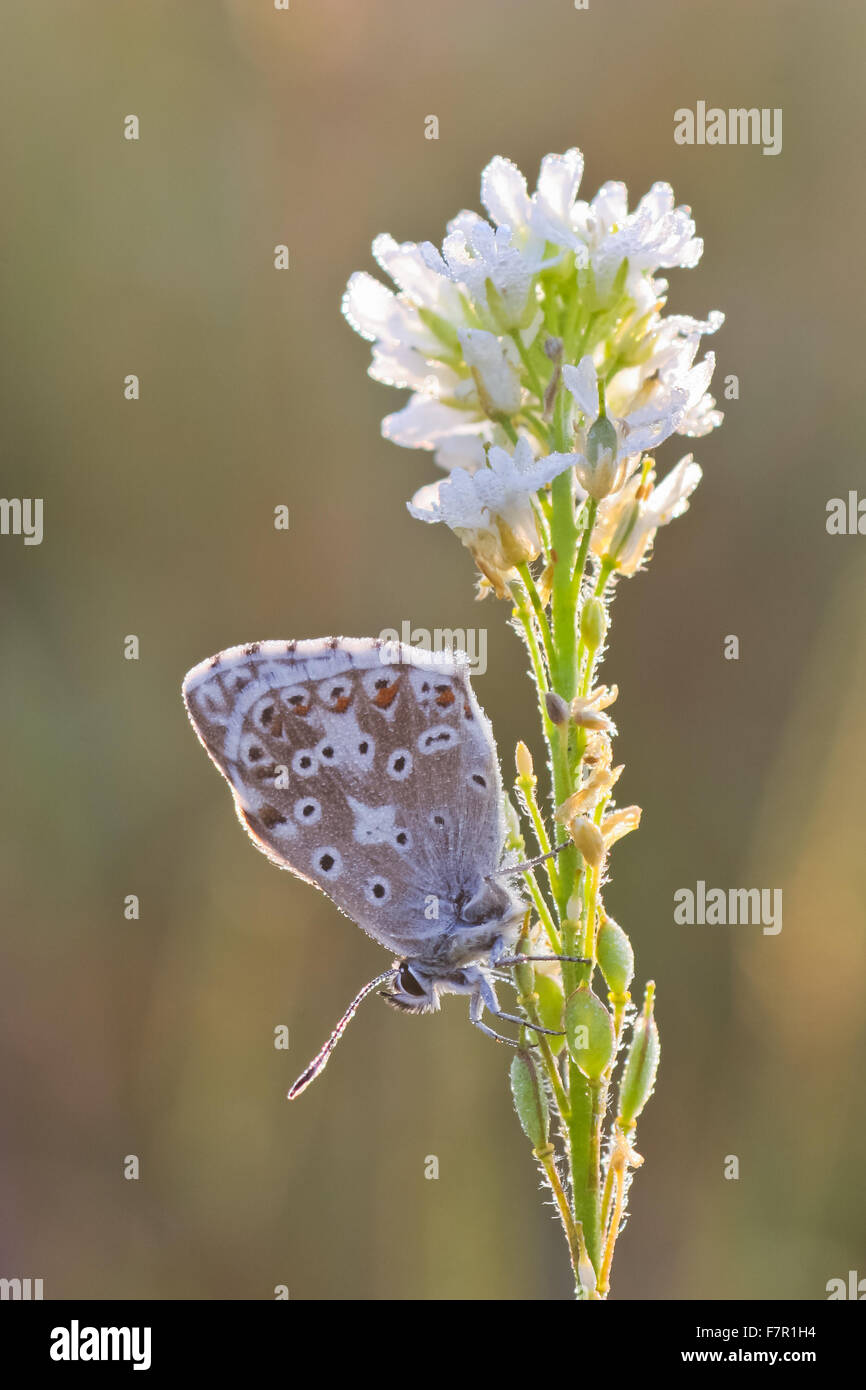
435,688,456,708
333,695,352,713
373,679,401,709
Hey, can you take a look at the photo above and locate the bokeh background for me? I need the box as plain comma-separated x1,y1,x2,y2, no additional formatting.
1,0,864,1300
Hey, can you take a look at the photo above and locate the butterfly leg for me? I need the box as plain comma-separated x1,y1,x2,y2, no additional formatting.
468,987,524,1048
469,976,564,1043
495,952,590,967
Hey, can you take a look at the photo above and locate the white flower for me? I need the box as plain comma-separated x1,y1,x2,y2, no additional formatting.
573,179,703,294
423,218,541,329
543,353,711,498
382,391,488,449
343,148,722,464
606,310,725,440
479,154,703,291
592,455,703,574
431,434,490,475
457,327,523,414
480,147,588,255
408,438,572,594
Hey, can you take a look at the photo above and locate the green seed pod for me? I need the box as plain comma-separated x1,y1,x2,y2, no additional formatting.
510,1050,549,1149
565,984,615,1080
585,413,617,469
617,988,660,1127
580,597,608,654
534,972,566,1055
597,916,634,996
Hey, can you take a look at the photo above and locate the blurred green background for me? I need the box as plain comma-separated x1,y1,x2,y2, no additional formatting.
1,0,864,1300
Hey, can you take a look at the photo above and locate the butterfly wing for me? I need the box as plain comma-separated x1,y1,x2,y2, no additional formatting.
182,638,507,960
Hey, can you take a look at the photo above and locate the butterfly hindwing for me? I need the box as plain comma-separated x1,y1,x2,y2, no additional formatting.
182,638,506,959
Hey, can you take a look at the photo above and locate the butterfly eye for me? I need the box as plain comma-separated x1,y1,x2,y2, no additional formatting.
397,964,426,997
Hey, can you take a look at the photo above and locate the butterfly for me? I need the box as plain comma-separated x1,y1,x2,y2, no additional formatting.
182,636,569,1096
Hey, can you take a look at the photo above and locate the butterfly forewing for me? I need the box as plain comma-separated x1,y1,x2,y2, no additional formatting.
182,638,506,959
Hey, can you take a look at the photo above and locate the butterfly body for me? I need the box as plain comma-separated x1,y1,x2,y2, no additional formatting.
183,638,528,1084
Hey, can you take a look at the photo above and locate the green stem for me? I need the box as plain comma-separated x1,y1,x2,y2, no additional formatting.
509,329,545,400
516,562,555,674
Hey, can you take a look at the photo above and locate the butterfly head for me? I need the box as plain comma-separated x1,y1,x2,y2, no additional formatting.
379,961,441,1014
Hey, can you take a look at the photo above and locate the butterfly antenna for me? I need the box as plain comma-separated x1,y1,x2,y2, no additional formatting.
287,968,397,1100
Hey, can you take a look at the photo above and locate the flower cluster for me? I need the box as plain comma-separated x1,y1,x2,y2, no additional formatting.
344,147,722,594
345,145,722,1298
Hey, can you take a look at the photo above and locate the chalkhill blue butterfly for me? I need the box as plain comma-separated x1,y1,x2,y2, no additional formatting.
183,636,570,1096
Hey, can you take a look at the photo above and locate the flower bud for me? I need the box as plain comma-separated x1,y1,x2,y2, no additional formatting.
581,414,620,498
510,1050,549,1149
586,413,618,468
617,984,660,1128
515,741,534,781
565,984,616,1081
568,815,605,869
596,916,634,996
580,597,608,653
544,691,570,726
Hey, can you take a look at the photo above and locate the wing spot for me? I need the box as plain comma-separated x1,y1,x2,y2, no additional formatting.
387,749,413,780
419,727,457,753
313,847,342,879
373,677,401,709
364,877,391,905
294,797,322,826
260,805,287,829
472,773,487,788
